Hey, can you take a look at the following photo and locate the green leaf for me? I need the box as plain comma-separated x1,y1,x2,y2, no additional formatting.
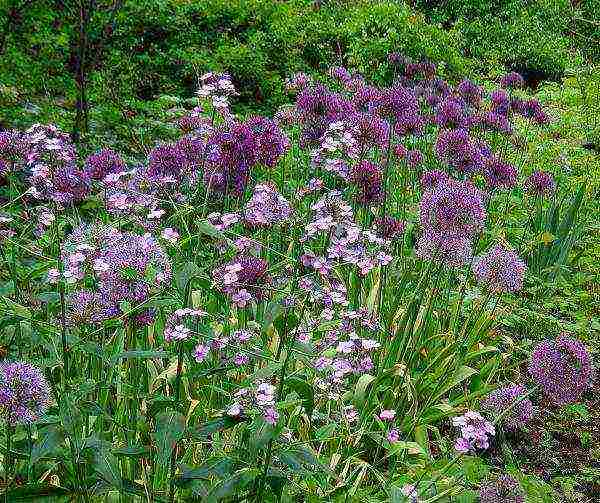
197,219,223,239
353,373,375,406
111,350,168,364
208,468,259,500
285,376,314,417
175,261,203,292
87,438,122,489
31,426,64,465
154,411,185,465
315,423,337,441
191,416,246,440
113,445,152,458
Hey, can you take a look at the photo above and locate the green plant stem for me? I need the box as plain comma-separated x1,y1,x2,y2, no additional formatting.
168,342,184,503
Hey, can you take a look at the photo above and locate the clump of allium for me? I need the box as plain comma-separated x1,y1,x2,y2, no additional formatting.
452,410,495,453
435,128,485,175
375,215,406,240
350,160,384,204
475,111,512,134
352,112,389,151
416,230,473,268
176,106,209,133
419,169,449,189
528,336,594,406
376,86,419,121
243,183,292,227
213,254,270,307
472,244,526,293
517,98,549,124
84,148,126,181
395,108,425,137
244,116,290,168
500,71,525,90
419,178,486,238
524,170,556,196
482,384,533,430
0,361,51,425
479,474,525,503
490,89,511,116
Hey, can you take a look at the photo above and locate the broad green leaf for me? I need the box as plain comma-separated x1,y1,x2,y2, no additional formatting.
154,411,185,465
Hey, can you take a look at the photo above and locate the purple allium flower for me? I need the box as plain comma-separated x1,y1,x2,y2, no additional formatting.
457,79,483,106
285,72,313,93
472,244,526,293
350,160,384,205
243,183,292,227
416,230,473,268
517,99,549,124
388,52,407,66
419,178,486,238
147,142,188,179
479,474,525,503
529,336,594,405
329,66,352,83
395,108,425,136
244,116,290,168
0,361,51,425
483,156,518,190
374,215,406,240
84,149,126,181
452,410,495,453
435,96,469,129
352,113,389,150
475,111,512,134
500,72,525,90
204,122,257,195
435,129,485,175
164,308,206,342
387,428,400,443
351,84,382,112
524,170,556,196
419,169,449,190
67,289,117,325
376,86,419,121
264,407,279,425
482,384,533,430
490,89,511,116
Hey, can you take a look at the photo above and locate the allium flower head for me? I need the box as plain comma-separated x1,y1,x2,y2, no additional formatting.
350,160,384,205
479,474,525,503
67,289,117,325
490,89,511,116
500,72,525,89
85,148,126,181
374,215,406,240
416,230,473,268
352,113,389,150
243,183,292,227
376,86,419,121
472,244,526,293
244,116,290,168
482,384,533,430
435,129,485,175
434,96,469,129
529,336,594,405
419,178,486,238
524,170,556,196
213,255,270,306
457,79,483,106
147,142,188,179
0,361,51,425
0,130,27,174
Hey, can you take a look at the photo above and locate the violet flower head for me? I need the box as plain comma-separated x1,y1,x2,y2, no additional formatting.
482,384,533,430
352,113,389,151
329,66,352,83
490,89,511,116
147,142,188,179
395,108,425,137
500,72,526,90
374,215,406,240
416,230,473,268
285,72,313,93
0,361,51,425
0,130,27,174
452,410,495,453
213,254,270,306
484,156,518,191
475,111,512,134
435,129,485,175
529,336,594,406
85,148,126,181
243,183,292,227
407,149,424,169
524,170,556,196
457,79,483,107
479,474,525,503
419,178,486,238
519,99,549,124
434,95,469,129
351,160,384,205
164,308,206,343
376,86,419,121
244,116,290,168
67,289,118,325
472,244,526,294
